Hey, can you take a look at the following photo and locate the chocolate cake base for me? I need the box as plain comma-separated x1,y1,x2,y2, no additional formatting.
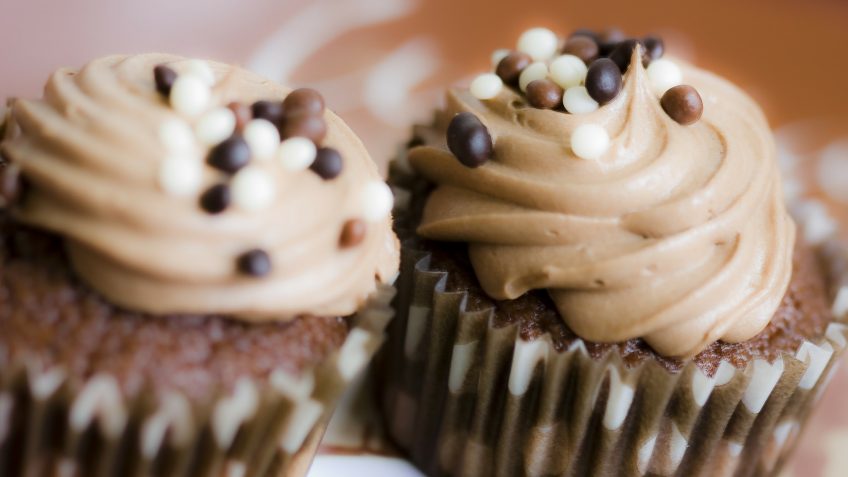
0,216,395,477
0,217,349,402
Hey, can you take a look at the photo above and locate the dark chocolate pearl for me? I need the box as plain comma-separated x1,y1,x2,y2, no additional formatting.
280,115,328,144
228,102,252,131
526,79,564,110
608,39,648,73
643,36,665,62
585,59,622,105
569,28,600,43
661,85,703,125
199,183,230,214
562,35,599,64
153,65,177,96
446,112,493,168
598,27,626,56
237,249,271,277
207,136,251,173
251,100,284,124
340,219,367,248
283,88,325,117
310,147,343,180
495,51,532,86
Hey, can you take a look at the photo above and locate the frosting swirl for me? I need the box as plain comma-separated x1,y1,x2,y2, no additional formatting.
410,52,794,357
2,54,399,321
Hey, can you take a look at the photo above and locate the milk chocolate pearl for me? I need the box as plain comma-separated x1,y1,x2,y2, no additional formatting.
283,88,325,117
496,51,532,86
526,79,564,109
661,85,703,125
598,27,626,56
562,35,599,64
569,28,600,43
643,36,665,61
585,58,622,105
447,112,493,168
280,115,327,143
339,219,367,248
608,39,648,73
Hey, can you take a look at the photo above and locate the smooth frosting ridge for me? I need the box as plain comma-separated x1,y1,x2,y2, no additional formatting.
2,54,399,321
410,53,794,357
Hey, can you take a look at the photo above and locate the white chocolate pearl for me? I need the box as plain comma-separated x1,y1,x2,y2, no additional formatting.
232,167,276,211
195,108,236,146
571,124,610,160
159,118,195,153
491,49,510,67
517,27,558,61
361,181,394,222
243,119,280,161
470,73,503,100
183,59,216,86
169,75,210,117
549,54,588,89
277,137,317,171
647,59,683,96
158,155,201,197
518,62,548,92
563,86,599,114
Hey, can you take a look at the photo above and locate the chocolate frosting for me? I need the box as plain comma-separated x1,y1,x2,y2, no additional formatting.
1,54,399,321
409,51,794,357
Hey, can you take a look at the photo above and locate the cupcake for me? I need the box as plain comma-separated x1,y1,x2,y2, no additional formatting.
381,27,848,477
0,54,399,477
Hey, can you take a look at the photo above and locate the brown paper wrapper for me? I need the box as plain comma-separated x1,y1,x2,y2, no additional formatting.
381,246,848,477
381,160,848,477
0,284,395,477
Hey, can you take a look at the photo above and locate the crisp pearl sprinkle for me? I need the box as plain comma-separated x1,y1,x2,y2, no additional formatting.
470,73,503,100
571,124,610,160
361,181,394,222
647,58,683,96
195,108,236,146
519,62,549,92
563,86,599,114
232,167,276,210
517,27,558,61
278,137,317,171
182,59,216,86
159,155,202,196
170,75,211,117
549,54,588,89
243,119,281,160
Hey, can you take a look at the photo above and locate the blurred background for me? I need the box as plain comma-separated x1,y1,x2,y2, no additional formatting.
2,0,847,475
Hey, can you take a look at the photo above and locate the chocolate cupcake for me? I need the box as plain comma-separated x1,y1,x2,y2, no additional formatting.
0,54,399,477
381,28,848,477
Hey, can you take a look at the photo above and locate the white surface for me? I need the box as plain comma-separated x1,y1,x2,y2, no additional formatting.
309,455,425,477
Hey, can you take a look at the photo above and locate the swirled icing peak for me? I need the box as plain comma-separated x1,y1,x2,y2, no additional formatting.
1,53,399,321
409,29,794,357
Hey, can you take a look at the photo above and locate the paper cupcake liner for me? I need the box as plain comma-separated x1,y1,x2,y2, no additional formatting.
380,246,848,477
0,284,395,477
